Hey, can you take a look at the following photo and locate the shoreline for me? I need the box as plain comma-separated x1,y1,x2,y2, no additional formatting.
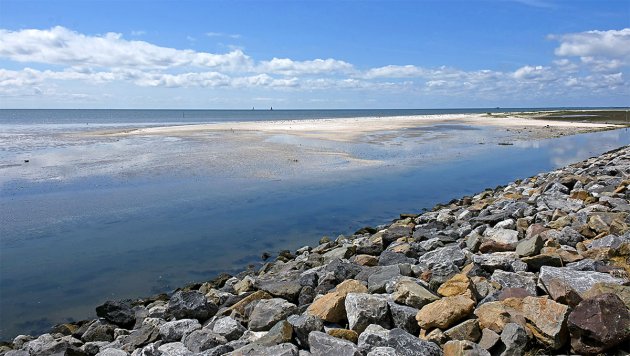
3,145,629,355
90,112,624,142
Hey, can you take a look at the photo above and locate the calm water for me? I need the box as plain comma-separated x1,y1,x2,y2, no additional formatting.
1,109,629,339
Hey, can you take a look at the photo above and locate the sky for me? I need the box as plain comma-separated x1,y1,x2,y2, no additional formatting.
0,0,628,109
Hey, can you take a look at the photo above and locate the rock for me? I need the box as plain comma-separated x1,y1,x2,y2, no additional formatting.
366,347,397,356
326,328,358,344
120,325,160,351
255,271,303,302
229,343,298,356
416,295,475,330
378,251,415,266
248,298,298,331
306,292,346,323
568,293,630,354
227,290,272,316
490,270,537,296
483,228,518,246
357,324,390,352
443,340,490,356
287,313,324,348
182,329,227,352
392,280,439,309
417,245,467,269
387,300,420,335
96,301,136,328
354,254,378,267
157,342,194,356
159,319,201,342
82,321,116,342
308,331,361,356
211,316,246,341
472,252,519,272
520,296,569,350
538,266,626,303
584,282,630,309
474,302,525,333
167,291,218,321
498,287,533,301
500,323,528,356
368,265,402,293
437,274,474,299
382,225,413,247
96,349,128,356
444,319,481,342
255,320,293,346
521,253,563,270
345,293,391,333
478,328,500,350
515,235,543,257
336,279,369,295
387,328,443,356
23,334,78,356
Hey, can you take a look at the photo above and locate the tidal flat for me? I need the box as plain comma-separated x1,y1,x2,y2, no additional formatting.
0,111,629,339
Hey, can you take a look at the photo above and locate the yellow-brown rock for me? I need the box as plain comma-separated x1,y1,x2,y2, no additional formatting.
335,279,368,296
520,296,569,350
473,300,526,333
354,254,378,267
437,274,474,300
227,290,272,316
416,295,475,330
326,328,358,343
307,292,346,323
570,190,590,201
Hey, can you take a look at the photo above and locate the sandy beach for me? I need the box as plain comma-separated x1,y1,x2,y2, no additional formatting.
96,113,622,142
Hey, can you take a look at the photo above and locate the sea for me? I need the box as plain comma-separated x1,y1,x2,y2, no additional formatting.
1,108,629,340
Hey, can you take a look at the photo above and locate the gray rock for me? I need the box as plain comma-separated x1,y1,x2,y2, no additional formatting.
515,235,543,257
23,334,72,356
253,320,293,346
345,293,391,333
120,325,160,351
198,344,234,356
255,271,303,302
587,234,629,249
324,259,364,282
556,227,583,247
444,319,481,342
83,341,109,355
378,251,415,266
96,300,136,328
367,347,398,356
159,319,201,342
287,313,324,348
472,252,519,272
96,349,129,356
478,328,500,350
157,342,194,356
130,342,160,356
211,316,245,341
427,263,460,286
538,266,627,299
229,343,299,356
166,291,218,322
368,265,402,293
565,259,606,271
417,245,466,269
490,270,537,295
387,328,443,356
358,324,390,352
500,323,528,356
182,329,227,352
483,227,518,245
4,351,30,356
308,331,361,356
248,298,297,331
387,301,420,335
382,225,413,247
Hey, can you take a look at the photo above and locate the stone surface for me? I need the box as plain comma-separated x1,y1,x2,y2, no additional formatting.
157,342,194,356
500,323,528,356
306,292,346,323
345,293,390,333
490,270,537,296
478,328,500,350
443,340,490,356
167,291,218,321
437,274,474,298
583,282,630,309
568,293,630,354
248,298,298,331
211,316,246,341
182,329,227,352
96,301,136,328
520,296,570,350
387,300,420,335
287,313,324,348
308,331,361,356
326,328,358,344
515,235,543,257
392,280,439,309
416,295,475,330
444,319,481,342
538,266,626,303
254,320,293,346
159,319,201,342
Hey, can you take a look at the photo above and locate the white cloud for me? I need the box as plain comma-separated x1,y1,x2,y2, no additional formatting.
513,65,555,81
0,26,252,70
258,58,354,76
551,28,630,62
363,65,425,79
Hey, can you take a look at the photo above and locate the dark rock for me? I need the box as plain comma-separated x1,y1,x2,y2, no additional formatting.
500,323,528,356
182,329,227,352
95,300,136,328
538,266,627,302
378,251,415,266
166,291,218,321
120,324,160,351
386,328,443,356
81,320,116,342
287,313,324,348
229,343,298,356
298,285,316,306
498,287,534,301
324,259,363,282
345,293,391,333
382,225,413,248
568,293,630,354
308,331,361,356
387,301,420,335
368,265,402,293
255,271,303,302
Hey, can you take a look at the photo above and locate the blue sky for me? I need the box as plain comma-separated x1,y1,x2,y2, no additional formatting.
0,0,628,108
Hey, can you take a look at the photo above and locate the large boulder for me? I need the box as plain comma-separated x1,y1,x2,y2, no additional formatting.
416,296,475,330
248,298,297,331
308,331,361,356
345,293,391,333
166,291,218,321
159,319,201,342
519,296,570,350
538,266,626,305
568,293,630,354
95,300,136,328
